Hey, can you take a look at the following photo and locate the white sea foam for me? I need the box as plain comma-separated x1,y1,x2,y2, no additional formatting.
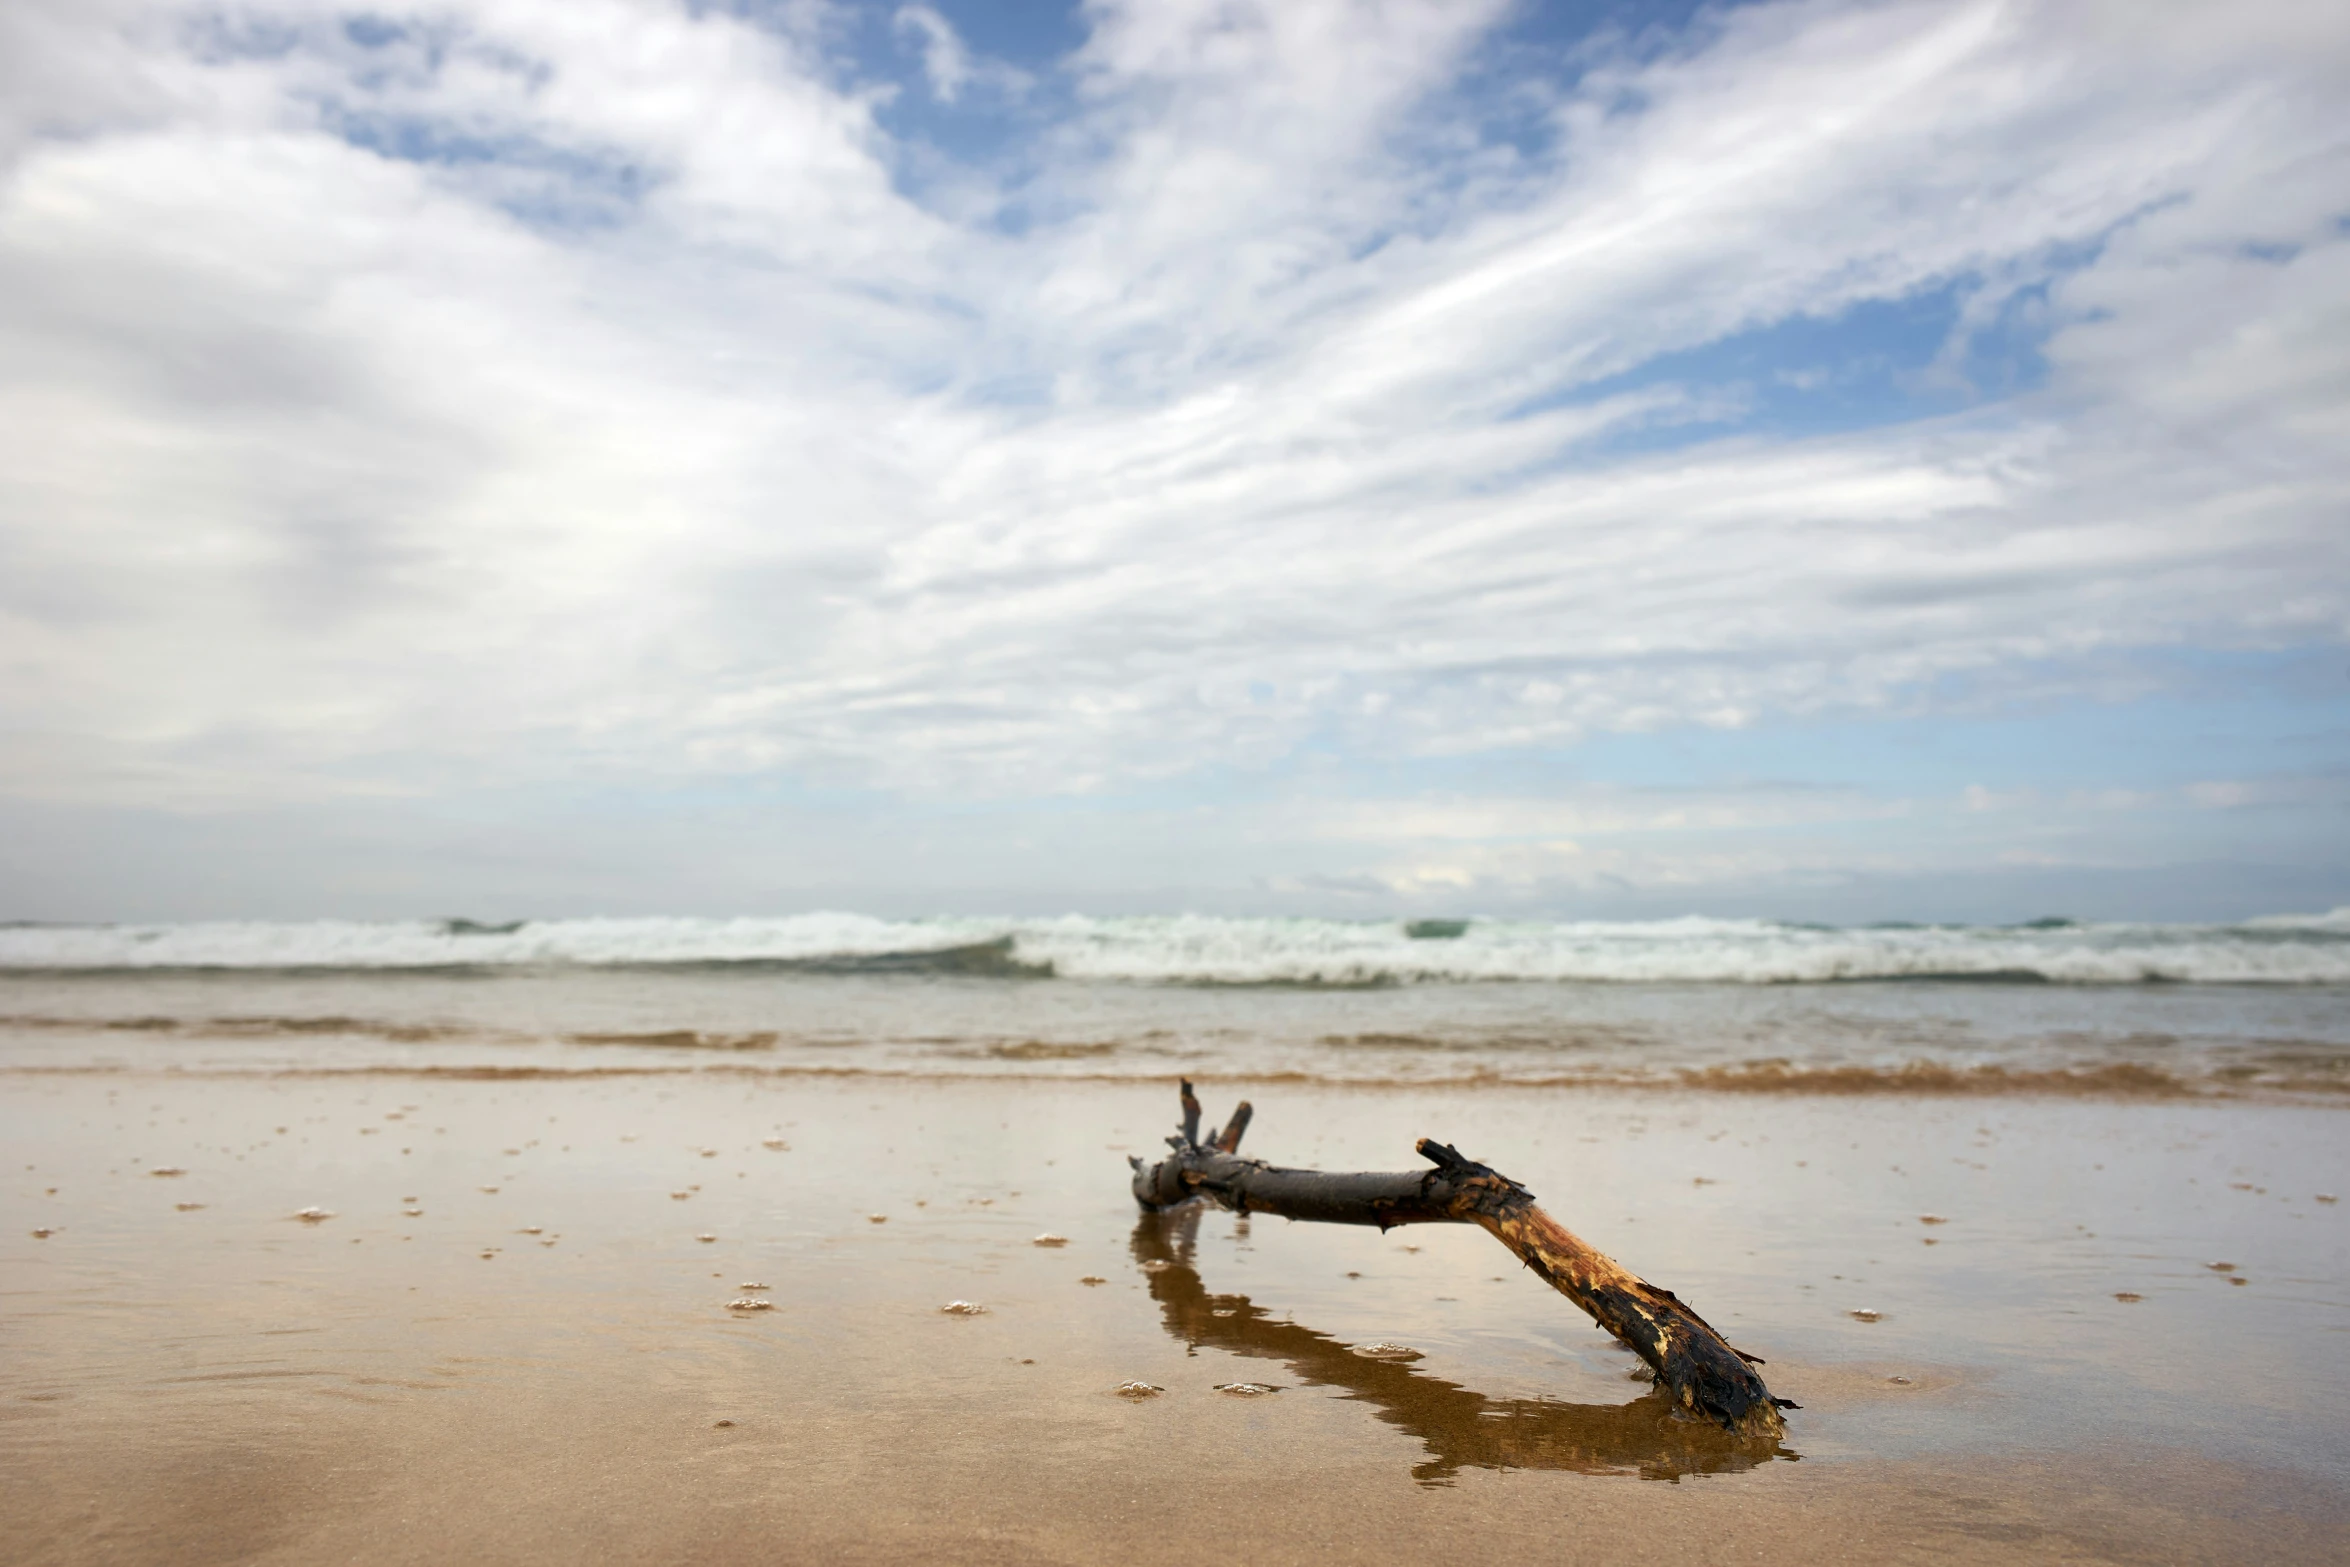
1,910,2345,984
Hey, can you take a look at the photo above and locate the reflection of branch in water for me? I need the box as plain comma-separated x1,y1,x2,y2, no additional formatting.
1133,1212,1795,1485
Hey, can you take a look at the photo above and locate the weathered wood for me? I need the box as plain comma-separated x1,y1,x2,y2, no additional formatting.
1132,1207,1788,1480
1128,1080,1792,1438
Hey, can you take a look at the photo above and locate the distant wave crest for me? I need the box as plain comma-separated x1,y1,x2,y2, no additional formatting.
2,910,2347,984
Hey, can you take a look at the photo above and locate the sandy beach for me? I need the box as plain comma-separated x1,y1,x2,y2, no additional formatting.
7,1061,2345,1564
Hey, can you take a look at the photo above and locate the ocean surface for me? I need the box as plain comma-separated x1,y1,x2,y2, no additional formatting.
3,911,2347,1095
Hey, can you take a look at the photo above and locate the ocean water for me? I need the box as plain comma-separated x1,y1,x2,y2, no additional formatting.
3,912,2346,1095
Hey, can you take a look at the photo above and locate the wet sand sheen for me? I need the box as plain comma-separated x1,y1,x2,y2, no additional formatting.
4,1072,2346,1563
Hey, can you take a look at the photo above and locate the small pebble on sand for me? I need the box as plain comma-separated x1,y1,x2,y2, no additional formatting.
1919,1214,1947,1225
696,1233,717,1243
176,1202,205,1211
726,1299,774,1312
762,1138,789,1150
1849,1308,1882,1322
1032,1233,1068,1247
671,1191,691,1200
479,1186,499,1195
295,1207,334,1223
1214,1383,1280,1396
739,1282,769,1291
150,1167,185,1178
2115,1292,2144,1302
519,1226,542,1234
1080,1276,1107,1286
713,1419,735,1427
868,1214,888,1224
1353,1343,1423,1361
403,1207,423,1217
31,1227,56,1238
2205,1261,2236,1273
940,1300,986,1315
2318,1194,2338,1204
1113,1381,1163,1399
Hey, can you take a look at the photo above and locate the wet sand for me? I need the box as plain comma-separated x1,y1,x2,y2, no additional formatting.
5,1071,2346,1563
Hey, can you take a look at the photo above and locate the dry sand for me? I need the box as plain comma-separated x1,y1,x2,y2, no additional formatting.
5,1071,2345,1563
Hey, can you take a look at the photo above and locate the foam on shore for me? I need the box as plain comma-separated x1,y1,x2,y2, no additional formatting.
4,908,2349,984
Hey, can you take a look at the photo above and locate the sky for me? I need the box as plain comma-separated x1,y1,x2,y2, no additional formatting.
0,0,2345,925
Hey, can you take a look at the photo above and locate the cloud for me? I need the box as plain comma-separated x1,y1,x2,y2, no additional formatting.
2186,776,2348,811
893,4,1027,104
0,0,2342,832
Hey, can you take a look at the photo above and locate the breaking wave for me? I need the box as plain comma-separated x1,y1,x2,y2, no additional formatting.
2,910,2347,985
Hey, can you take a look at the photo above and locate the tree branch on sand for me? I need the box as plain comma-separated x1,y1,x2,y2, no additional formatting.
1128,1080,1794,1438
1131,1207,1789,1480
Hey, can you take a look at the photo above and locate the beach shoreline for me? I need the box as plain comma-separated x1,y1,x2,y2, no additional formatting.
6,1066,2344,1563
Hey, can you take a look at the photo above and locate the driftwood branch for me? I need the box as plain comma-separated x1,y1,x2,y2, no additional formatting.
1132,1208,1787,1481
1128,1080,1792,1438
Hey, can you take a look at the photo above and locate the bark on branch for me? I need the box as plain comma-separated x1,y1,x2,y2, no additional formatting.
1128,1080,1792,1438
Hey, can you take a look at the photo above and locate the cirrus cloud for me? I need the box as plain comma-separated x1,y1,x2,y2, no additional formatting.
0,0,2343,915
